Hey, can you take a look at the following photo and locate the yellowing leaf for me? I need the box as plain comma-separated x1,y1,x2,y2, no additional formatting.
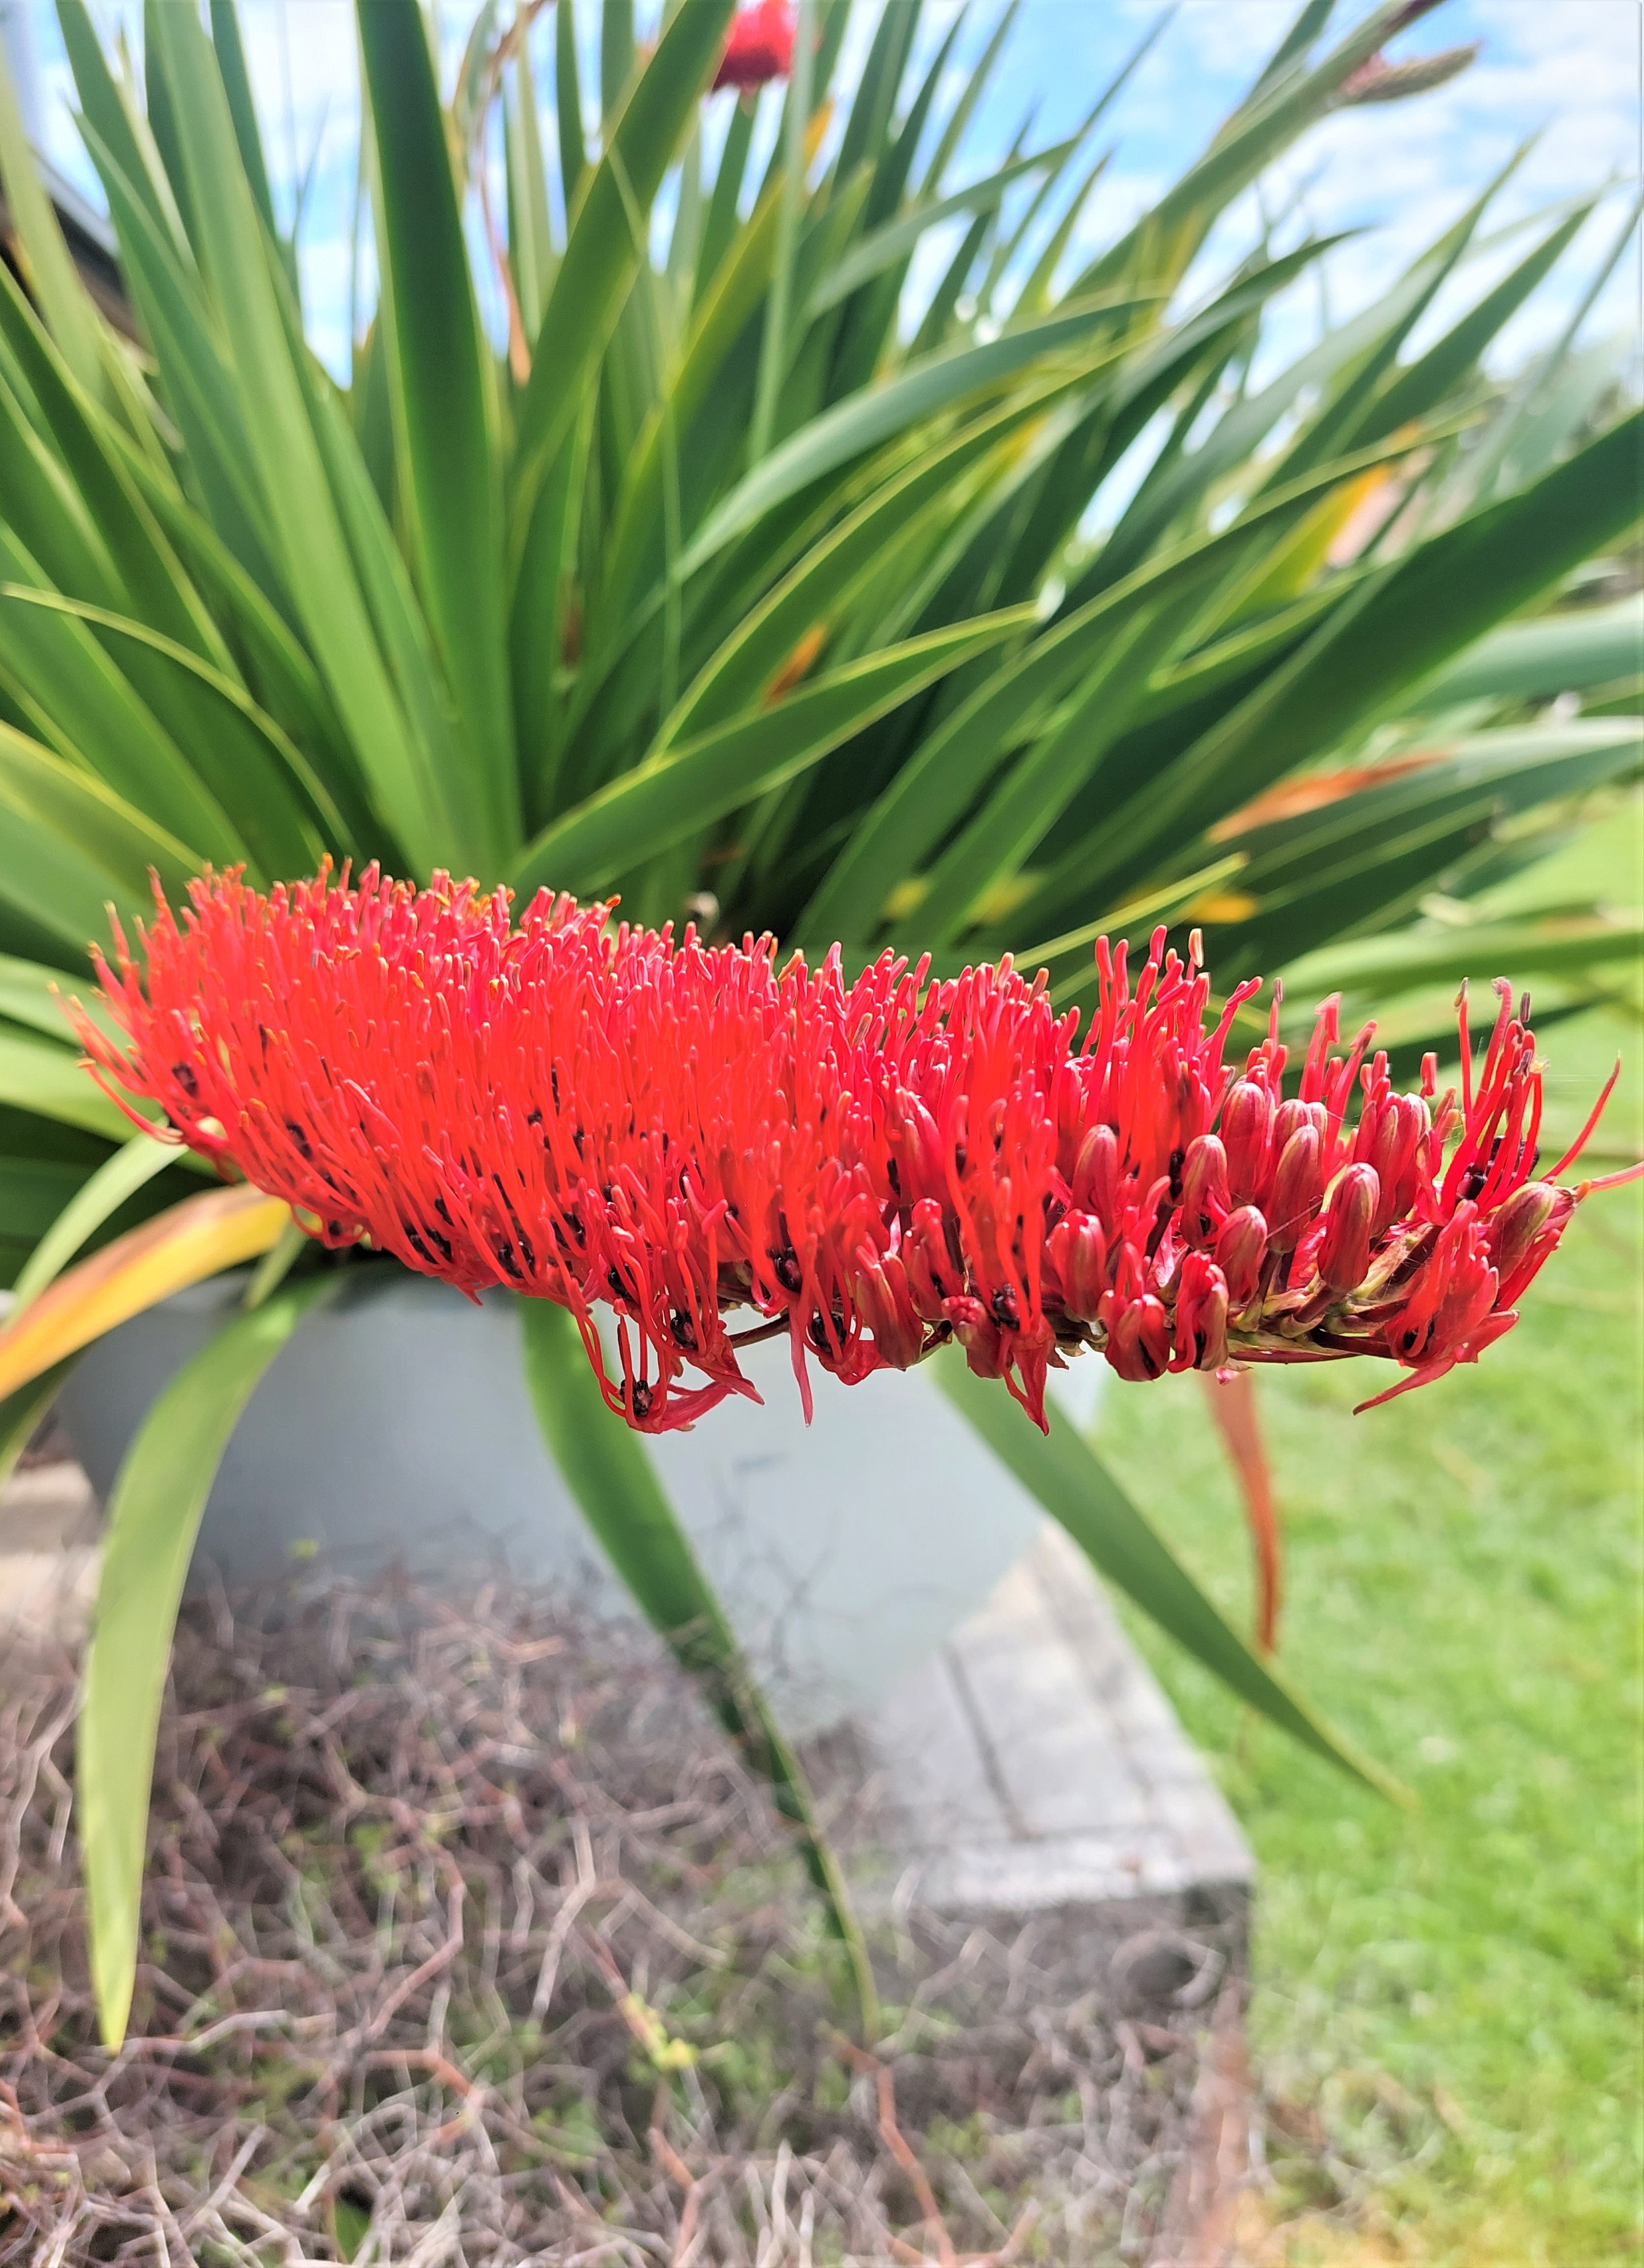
1186,889,1262,923
0,1181,291,1401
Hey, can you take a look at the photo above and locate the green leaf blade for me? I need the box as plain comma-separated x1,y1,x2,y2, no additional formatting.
359,0,519,866
519,1297,877,2031
80,1276,338,2046
931,1344,1406,1801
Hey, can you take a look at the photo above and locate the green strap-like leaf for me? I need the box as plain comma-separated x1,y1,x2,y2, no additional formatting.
1078,0,1420,301
519,1298,877,2034
0,1358,76,1494
1407,599,1644,712
360,0,518,869
749,0,814,463
931,1344,1405,1801
0,259,228,669
144,1,456,874
9,1132,180,1315
81,1275,338,2046
512,0,735,551
1079,409,1644,906
0,957,75,1043
56,0,183,252
663,372,1089,747
513,612,1029,899
597,166,789,634
0,727,183,961
802,417,1448,955
0,26,108,404
1277,910,1644,1002
0,590,341,869
507,31,557,338
555,0,587,219
679,298,1146,575
807,141,1075,321
208,0,278,248
0,1030,154,1142
1367,203,1595,448
695,80,757,308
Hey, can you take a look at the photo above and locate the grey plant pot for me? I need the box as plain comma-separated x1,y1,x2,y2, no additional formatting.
57,1267,1105,1738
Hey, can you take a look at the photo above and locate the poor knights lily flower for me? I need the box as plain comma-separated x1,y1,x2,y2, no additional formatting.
712,0,795,92
78,867,1641,1436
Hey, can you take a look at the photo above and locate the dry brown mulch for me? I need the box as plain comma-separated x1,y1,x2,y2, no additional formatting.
1,1580,1244,2265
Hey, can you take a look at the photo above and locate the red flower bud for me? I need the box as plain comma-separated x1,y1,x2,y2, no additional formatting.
713,0,794,91
889,1093,946,1203
1429,1247,1499,1365
1353,1090,1399,1184
944,1294,1007,1378
1486,1180,1574,1283
1267,1123,1322,1252
1383,1211,1496,1368
1220,1078,1274,1204
902,1199,958,1322
1046,1210,1108,1320
1071,1122,1120,1224
1373,1093,1432,1236
1178,1133,1230,1245
851,1247,924,1369
1318,1163,1380,1293
1272,1096,1327,1153
1215,1204,1268,1309
1102,1292,1171,1381
1173,1252,1229,1371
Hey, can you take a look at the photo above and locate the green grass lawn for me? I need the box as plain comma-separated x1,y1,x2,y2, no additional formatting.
1094,806,1643,2265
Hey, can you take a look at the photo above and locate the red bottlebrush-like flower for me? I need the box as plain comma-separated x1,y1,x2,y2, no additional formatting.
77,867,1641,1437
713,0,794,91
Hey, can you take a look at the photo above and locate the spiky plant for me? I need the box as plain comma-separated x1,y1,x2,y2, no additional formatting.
0,0,1637,2044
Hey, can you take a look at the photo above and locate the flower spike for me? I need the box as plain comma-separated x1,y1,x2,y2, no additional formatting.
77,867,1639,1434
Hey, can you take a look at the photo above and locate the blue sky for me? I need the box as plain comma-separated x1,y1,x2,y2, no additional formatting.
11,0,1641,386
